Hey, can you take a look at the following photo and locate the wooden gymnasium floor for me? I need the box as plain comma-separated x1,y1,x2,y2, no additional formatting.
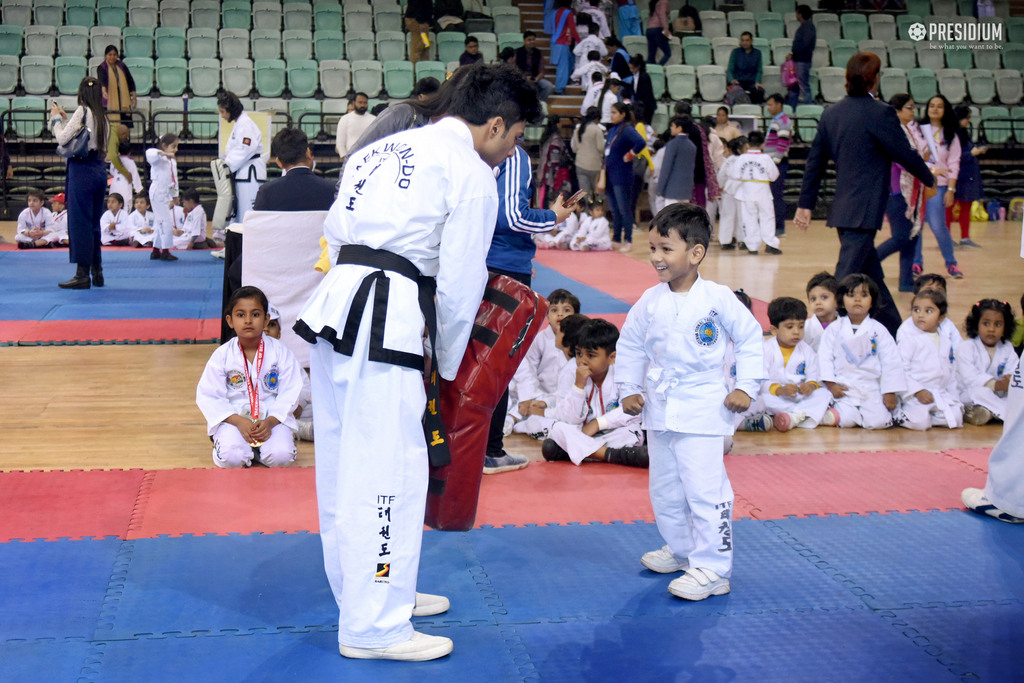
0,214,1018,472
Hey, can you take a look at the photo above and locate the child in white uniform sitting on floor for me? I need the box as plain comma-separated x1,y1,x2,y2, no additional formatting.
265,303,314,442
897,288,963,430
16,189,57,249
49,192,69,246
617,203,764,601
896,274,961,353
803,271,839,353
129,193,155,247
196,286,302,468
535,204,582,250
99,193,131,246
172,189,205,250
571,198,613,251
761,297,837,430
726,288,772,433
818,273,907,429
540,318,647,467
956,298,1017,426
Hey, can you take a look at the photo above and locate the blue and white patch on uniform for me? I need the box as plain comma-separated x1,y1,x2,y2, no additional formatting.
796,361,806,376
870,336,878,355
227,371,245,389
998,361,1007,377
262,366,279,392
949,348,956,364
607,399,620,411
694,317,719,346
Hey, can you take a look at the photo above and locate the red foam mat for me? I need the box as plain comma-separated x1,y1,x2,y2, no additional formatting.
0,469,147,542
942,448,991,473
1,318,221,344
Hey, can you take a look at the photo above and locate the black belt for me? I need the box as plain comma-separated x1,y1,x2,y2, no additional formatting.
293,245,451,484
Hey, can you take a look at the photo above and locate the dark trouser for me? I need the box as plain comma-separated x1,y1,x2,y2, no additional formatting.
738,80,765,104
607,182,634,243
772,157,788,235
835,227,902,338
486,267,532,458
66,153,106,268
220,230,244,342
646,28,671,65
877,193,919,292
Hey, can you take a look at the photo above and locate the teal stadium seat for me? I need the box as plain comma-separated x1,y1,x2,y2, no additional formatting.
648,63,665,100
55,56,87,95
0,26,23,58
415,60,447,84
187,58,220,97
980,106,1011,144
155,57,187,97
756,13,785,41
11,96,48,138
896,15,922,41
436,33,466,64
683,36,712,67
945,48,972,71
666,64,696,100
829,40,857,71
186,96,220,140
840,13,869,42
498,32,523,54
908,67,937,102
123,56,152,95
155,28,186,60
313,2,342,31
221,0,251,30
254,58,287,97
122,27,154,59
289,98,321,138
1003,44,1024,72
314,30,345,62
64,0,96,28
383,60,414,98
770,0,794,13
286,59,319,98
794,104,823,142
0,55,19,94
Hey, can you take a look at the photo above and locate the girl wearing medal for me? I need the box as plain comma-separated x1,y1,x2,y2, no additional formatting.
196,286,303,467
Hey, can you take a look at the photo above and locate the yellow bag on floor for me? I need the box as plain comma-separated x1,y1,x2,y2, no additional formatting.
971,201,988,221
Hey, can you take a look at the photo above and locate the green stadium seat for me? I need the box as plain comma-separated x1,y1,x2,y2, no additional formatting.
221,0,251,30
965,68,995,105
286,58,319,98
351,59,383,98
254,58,286,97
414,60,446,84
498,32,523,54
696,64,726,101
159,0,189,29
994,69,1022,106
931,0,957,14
57,27,89,59
857,40,887,67
289,98,321,138
346,31,376,62
814,13,841,42
436,33,466,64
829,40,857,71
895,15,922,41
149,96,184,137
155,57,187,97
20,56,53,95
253,1,282,30
0,55,19,94
0,26,23,58
936,68,966,104
665,64,696,100
1012,105,1024,143
283,2,312,30
24,26,56,58
187,57,220,97
648,63,665,100
888,41,917,70
908,67,937,102
219,29,250,60
682,36,712,67
840,13,869,42
1008,17,1024,44
711,37,738,66
383,59,414,98
33,0,64,27
10,96,48,138
282,30,313,62
698,11,727,40
376,31,406,62
943,47,971,71
314,30,345,62
221,58,254,96
744,0,769,12
186,96,220,140
122,27,154,59
123,56,152,95
190,0,220,30
980,105,1011,144
251,30,282,61
127,0,157,26
64,0,96,28
770,38,791,67
1003,45,1024,72
343,6,373,32
905,0,930,15
318,59,351,98
794,104,823,142
313,2,342,31
868,14,896,42
728,11,755,38
90,27,122,60
55,56,87,95
770,0,794,13
155,27,186,60
755,13,785,41
879,67,907,102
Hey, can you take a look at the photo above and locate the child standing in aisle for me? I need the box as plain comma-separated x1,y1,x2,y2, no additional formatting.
957,299,1017,426
616,203,764,601
716,136,745,250
731,130,781,255
897,288,963,430
145,133,179,261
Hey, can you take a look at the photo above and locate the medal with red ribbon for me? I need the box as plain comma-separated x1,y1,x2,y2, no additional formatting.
240,338,265,446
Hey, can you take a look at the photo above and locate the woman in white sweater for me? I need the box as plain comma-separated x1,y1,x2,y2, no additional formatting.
50,77,109,289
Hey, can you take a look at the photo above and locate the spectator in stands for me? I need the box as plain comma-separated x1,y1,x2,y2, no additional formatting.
795,53,935,338
334,93,376,162
460,36,484,66
629,55,656,126
616,0,642,39
764,93,792,237
790,6,816,106
97,46,136,127
645,0,671,66
515,31,555,102
500,47,516,65
579,0,611,39
605,36,634,97
404,0,433,65
572,106,606,197
671,3,702,37
715,107,742,143
727,32,764,105
254,129,336,212
597,78,623,124
50,77,109,290
551,0,581,94
948,105,986,248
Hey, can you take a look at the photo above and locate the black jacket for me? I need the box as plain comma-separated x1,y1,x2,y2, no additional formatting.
252,166,336,212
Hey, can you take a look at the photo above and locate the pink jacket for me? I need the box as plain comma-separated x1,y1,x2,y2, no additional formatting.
920,122,961,187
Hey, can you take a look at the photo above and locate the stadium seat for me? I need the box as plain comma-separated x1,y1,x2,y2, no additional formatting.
814,13,841,42
727,12,755,38
57,27,89,59
90,27,122,60
895,15,922,41
149,96,183,137
343,6,373,32
623,34,647,58
812,39,829,69
33,0,64,27
0,55,19,94
23,26,56,58
318,59,351,98
155,57,187,97
817,66,846,103
314,30,345,62
376,31,406,63
908,67,937,102
64,0,96,28
253,2,282,30
648,63,665,100
221,0,251,30
665,64,696,100
794,104,822,142
915,42,944,71
254,58,286,97
755,12,785,41
783,11,799,37
760,64,782,96
10,96,48,138
994,69,1022,105
221,58,254,96
1008,17,1024,44
770,38,791,66
219,29,250,60
346,31,376,62
752,37,770,66
122,27,154,59
711,37,738,67
414,59,446,84
187,57,220,97
289,98,321,138
313,2,342,31
888,42,917,70
123,56,152,95
96,0,128,29
682,36,712,67
186,96,220,139
373,6,403,33
54,56,87,95
286,59,319,98
0,26,23,58
190,0,220,30
1003,44,1024,72
351,59,382,97
498,32,523,54
251,29,281,61
282,30,313,62
943,48,971,71
936,68,966,104
879,67,907,102
868,14,896,42
491,7,521,35
829,40,857,71
840,13,869,42
699,11,727,39
155,27,186,60
283,2,313,30
159,0,189,29
475,33,498,62
965,68,995,105
20,56,53,95
905,0,930,15
128,0,157,26
980,105,1011,144
649,102,669,133
436,33,466,64
186,28,217,60
931,0,957,14
857,40,887,67
770,0,794,13
1012,105,1024,143
383,59,414,98
696,64,726,101
973,46,1000,71
744,0,769,12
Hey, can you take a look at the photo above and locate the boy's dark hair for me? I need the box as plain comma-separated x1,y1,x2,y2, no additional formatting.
465,35,478,46
837,273,879,316
117,138,131,156
806,271,838,295
548,288,581,314
559,313,591,355
727,135,747,155
412,76,441,97
747,130,765,146
965,299,1016,342
225,285,269,317
576,318,619,353
370,102,389,116
158,132,178,148
587,50,600,61
734,288,753,311
768,297,808,326
108,192,124,206
767,92,785,106
180,188,200,204
270,127,310,166
523,30,536,39
796,4,813,20
500,47,516,62
134,192,150,205
447,63,542,128
670,115,689,130
591,71,604,83
26,188,46,202
913,288,948,316
914,273,946,294
649,202,711,249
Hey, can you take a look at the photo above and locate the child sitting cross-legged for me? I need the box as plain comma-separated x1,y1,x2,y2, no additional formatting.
956,298,1017,426
896,288,963,430
803,271,839,353
540,318,648,467
761,296,838,430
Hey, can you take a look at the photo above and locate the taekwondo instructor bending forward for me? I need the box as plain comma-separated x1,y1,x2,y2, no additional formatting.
295,64,541,662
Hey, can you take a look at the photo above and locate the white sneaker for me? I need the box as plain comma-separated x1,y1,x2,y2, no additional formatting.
668,568,731,601
295,419,314,442
412,592,450,617
641,545,689,573
961,487,1024,523
210,248,226,259
339,631,453,661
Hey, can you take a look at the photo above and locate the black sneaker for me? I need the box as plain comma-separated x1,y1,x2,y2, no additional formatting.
541,439,570,462
161,251,179,261
765,246,783,255
720,241,736,251
150,249,161,260
605,445,649,468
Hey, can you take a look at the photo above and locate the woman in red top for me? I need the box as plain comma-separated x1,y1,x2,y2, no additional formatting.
551,0,580,94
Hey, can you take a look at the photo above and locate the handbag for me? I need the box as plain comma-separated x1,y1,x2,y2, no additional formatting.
781,58,798,88
57,123,91,160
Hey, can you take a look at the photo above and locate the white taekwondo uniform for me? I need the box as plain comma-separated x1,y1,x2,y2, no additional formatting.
16,206,56,245
897,315,961,353
99,207,130,244
616,277,763,578
145,147,178,250
983,351,1024,518
223,111,266,224
195,333,302,467
128,209,155,245
716,154,740,247
571,214,613,251
174,204,208,250
510,326,572,436
818,315,907,429
760,336,833,428
730,149,779,252
802,314,833,354
109,154,142,206
897,322,962,430
295,116,498,650
956,337,1016,420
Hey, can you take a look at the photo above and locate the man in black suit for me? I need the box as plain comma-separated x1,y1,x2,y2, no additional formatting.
794,52,934,337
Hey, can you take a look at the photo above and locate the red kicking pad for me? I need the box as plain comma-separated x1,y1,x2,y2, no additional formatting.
0,469,147,541
726,449,984,520
127,467,319,539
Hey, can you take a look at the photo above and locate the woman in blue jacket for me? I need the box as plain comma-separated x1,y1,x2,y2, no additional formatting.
602,102,647,250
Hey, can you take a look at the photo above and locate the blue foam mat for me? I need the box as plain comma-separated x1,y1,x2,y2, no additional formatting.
0,638,95,683
530,262,632,314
